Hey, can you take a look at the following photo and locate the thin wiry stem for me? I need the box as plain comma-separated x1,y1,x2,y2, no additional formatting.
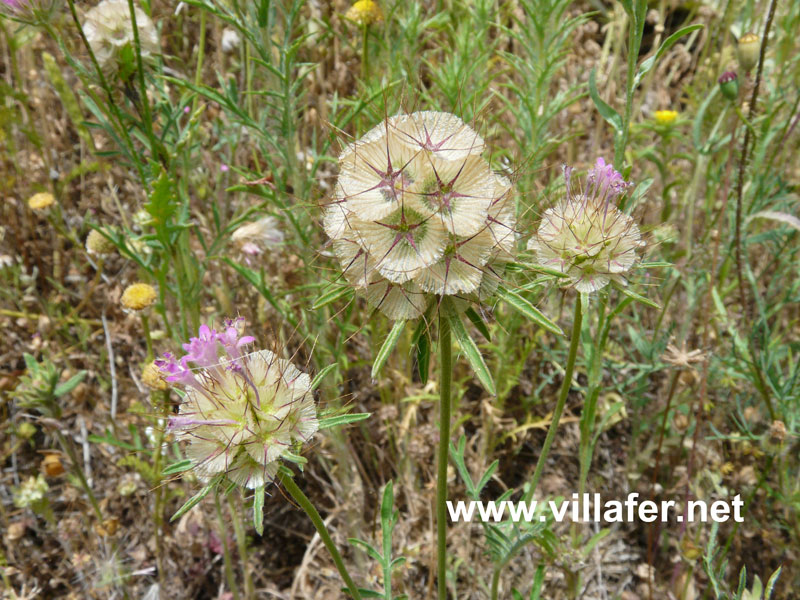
436,308,452,600
732,0,779,420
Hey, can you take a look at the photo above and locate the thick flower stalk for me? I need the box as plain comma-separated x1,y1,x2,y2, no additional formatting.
156,319,318,489
82,0,159,74
324,111,516,319
528,158,644,293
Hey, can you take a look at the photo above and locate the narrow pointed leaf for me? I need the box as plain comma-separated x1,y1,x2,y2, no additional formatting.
318,412,371,429
310,364,337,391
496,286,563,336
446,304,496,395
253,484,265,535
465,307,491,341
371,320,406,380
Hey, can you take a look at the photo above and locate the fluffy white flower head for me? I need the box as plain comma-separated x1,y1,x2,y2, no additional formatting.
83,0,159,73
157,319,318,489
324,111,516,320
528,159,644,293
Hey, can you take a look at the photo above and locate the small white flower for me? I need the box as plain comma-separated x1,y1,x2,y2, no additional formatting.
220,28,241,54
231,216,285,259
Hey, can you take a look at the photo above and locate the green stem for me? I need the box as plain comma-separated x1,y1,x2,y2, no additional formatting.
151,390,169,596
361,23,369,82
279,473,362,599
141,313,154,361
523,293,582,505
214,490,240,600
228,494,255,600
437,310,452,600
54,430,103,521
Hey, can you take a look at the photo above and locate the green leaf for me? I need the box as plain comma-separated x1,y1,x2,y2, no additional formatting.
412,319,431,384
465,307,491,341
588,69,623,134
496,286,563,336
318,413,371,430
380,481,394,560
162,459,194,476
170,475,222,522
764,567,782,599
371,320,406,380
144,169,176,225
615,284,660,309
312,283,353,310
54,371,87,397
310,364,337,391
635,25,704,87
445,301,496,395
253,484,265,536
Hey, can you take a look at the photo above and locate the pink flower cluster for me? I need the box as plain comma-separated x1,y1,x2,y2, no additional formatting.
155,318,255,392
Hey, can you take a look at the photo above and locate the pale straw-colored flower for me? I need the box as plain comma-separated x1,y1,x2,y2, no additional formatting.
324,111,516,319
83,0,159,73
528,159,644,293
231,216,284,262
156,319,318,489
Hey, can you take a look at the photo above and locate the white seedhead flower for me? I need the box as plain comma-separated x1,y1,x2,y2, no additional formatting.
157,319,318,489
528,159,644,293
324,111,516,319
83,0,159,74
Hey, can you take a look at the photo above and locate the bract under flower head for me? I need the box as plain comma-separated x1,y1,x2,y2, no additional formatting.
83,0,159,74
324,111,516,320
528,161,644,293
158,320,318,489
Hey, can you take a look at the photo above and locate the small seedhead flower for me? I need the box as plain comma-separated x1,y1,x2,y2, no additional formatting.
324,111,516,319
345,0,382,26
83,0,159,76
121,283,157,310
528,159,644,293
27,192,55,211
157,319,318,488
737,32,760,73
141,361,168,390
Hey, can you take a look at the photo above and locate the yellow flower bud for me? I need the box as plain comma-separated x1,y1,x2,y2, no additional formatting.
737,32,760,73
86,229,116,256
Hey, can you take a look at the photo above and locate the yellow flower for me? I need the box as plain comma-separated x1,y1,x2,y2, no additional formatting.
141,361,168,390
654,110,678,126
345,0,382,26
121,283,157,310
28,192,55,211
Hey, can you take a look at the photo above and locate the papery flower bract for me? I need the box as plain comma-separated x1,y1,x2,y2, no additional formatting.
159,320,318,489
83,0,159,74
528,160,644,293
323,111,516,320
